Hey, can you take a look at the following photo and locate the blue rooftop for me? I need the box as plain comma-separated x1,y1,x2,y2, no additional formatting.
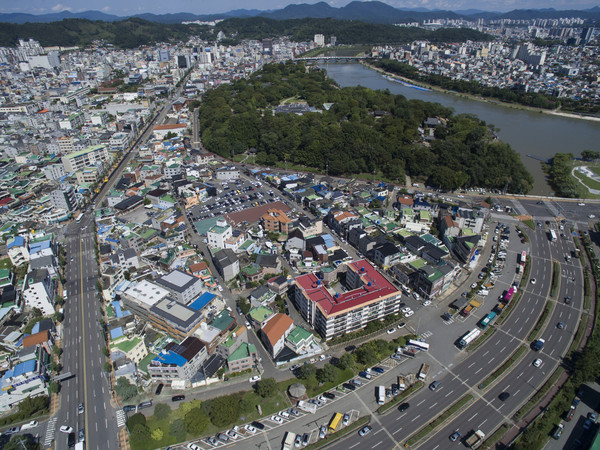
154,350,187,367
12,359,36,378
29,240,50,255
189,292,216,311
6,236,24,249
110,327,124,340
112,301,131,319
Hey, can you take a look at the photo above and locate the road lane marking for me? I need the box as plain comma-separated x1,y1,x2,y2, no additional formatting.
429,402,438,409
445,390,454,398
372,441,383,449
468,412,478,421
411,415,421,422
417,399,426,406
479,419,488,428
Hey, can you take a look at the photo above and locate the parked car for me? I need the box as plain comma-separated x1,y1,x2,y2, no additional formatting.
251,421,264,430
302,433,310,446
172,395,185,402
155,383,164,395
249,375,262,383
271,415,283,424
123,405,136,412
319,425,327,439
343,413,350,425
187,443,202,450
323,392,336,400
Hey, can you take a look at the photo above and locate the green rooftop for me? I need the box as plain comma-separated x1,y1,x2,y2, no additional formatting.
111,337,141,354
228,342,256,362
249,306,274,323
409,258,427,269
210,310,235,331
286,326,312,345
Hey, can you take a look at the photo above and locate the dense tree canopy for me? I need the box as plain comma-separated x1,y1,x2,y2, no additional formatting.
199,62,533,193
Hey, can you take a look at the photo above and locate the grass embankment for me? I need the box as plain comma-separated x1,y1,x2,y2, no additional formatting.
522,219,535,230
405,395,473,446
527,302,553,342
512,368,564,421
377,381,424,414
480,424,511,450
479,346,527,390
305,416,371,449
550,261,561,298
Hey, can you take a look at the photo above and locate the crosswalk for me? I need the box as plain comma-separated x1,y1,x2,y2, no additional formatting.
420,330,433,339
44,417,57,446
116,409,126,428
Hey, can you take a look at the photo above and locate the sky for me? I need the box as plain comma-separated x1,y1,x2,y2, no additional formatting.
1,0,598,16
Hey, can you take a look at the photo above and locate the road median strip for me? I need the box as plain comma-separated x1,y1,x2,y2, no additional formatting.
377,381,424,415
550,260,561,298
306,415,371,449
478,345,527,390
527,301,553,342
405,394,473,446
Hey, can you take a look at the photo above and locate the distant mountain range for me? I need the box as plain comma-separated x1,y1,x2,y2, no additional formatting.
1,1,600,24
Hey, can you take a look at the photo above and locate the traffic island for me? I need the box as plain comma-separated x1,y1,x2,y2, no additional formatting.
405,394,473,447
478,345,527,390
305,415,371,449
377,381,424,414
550,261,561,298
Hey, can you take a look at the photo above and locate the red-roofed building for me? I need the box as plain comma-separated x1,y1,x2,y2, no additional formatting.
260,313,294,357
293,259,402,340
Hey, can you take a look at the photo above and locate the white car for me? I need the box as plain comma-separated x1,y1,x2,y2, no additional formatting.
422,300,431,306
578,202,585,206
249,375,262,383
471,282,478,289
404,310,414,317
533,358,542,368
60,426,73,434
244,424,256,434
271,415,283,424
401,307,412,314
187,443,201,450
20,420,38,430
386,327,396,335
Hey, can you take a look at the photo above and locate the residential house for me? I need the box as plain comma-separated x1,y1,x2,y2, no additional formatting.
260,313,294,357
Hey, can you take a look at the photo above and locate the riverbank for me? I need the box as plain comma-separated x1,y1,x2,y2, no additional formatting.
362,61,600,123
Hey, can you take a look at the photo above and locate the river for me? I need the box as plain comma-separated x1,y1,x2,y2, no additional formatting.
317,61,600,196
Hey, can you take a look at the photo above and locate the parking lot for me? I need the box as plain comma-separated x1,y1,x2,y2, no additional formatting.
187,178,289,223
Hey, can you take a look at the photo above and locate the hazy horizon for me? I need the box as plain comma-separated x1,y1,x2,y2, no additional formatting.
2,0,599,17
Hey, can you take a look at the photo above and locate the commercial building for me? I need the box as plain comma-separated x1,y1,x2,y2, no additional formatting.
148,336,207,382
293,260,402,340
61,145,109,173
155,270,205,305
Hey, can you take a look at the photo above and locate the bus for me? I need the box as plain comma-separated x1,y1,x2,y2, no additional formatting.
407,340,430,352
457,328,481,349
520,251,526,266
376,386,385,405
479,311,497,329
502,287,516,303
328,413,343,433
549,229,557,242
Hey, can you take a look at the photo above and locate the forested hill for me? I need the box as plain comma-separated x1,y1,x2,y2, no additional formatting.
214,18,492,45
0,16,490,48
198,61,533,194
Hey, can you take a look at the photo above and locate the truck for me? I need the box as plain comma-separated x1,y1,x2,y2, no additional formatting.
376,386,385,405
397,375,406,391
460,304,474,317
297,400,317,414
282,432,296,450
465,429,485,448
533,338,545,351
75,443,85,450
418,363,430,381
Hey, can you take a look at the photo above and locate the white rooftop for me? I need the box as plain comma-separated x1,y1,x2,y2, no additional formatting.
124,279,169,307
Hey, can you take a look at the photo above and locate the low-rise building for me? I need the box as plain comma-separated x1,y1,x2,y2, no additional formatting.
148,336,207,382
260,313,294,357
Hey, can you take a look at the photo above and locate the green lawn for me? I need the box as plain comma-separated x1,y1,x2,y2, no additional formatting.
0,258,12,270
573,170,600,190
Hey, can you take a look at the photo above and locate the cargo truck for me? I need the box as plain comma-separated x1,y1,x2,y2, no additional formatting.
297,400,317,414
397,375,406,391
533,338,545,351
465,429,485,448
282,432,296,450
418,363,429,381
376,386,385,405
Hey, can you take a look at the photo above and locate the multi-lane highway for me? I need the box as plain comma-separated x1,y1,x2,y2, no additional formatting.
51,215,120,449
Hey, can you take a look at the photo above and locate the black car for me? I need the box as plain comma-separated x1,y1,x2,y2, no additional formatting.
172,395,185,402
323,392,336,400
251,421,265,430
137,400,152,410
123,405,136,412
499,392,510,401
67,432,76,447
155,383,164,395
343,382,356,391
398,402,410,412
